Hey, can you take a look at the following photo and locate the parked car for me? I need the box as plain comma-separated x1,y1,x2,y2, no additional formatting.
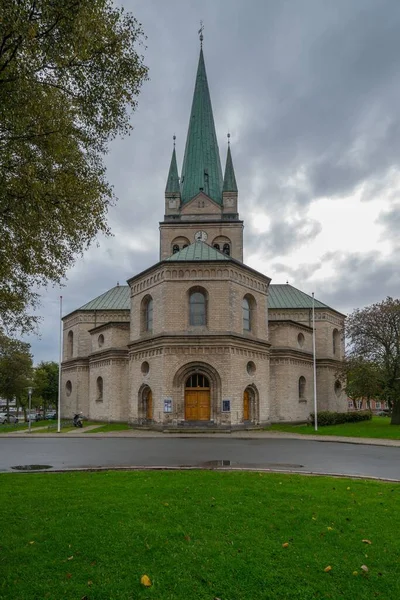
45,411,57,420
0,413,19,424
26,413,41,422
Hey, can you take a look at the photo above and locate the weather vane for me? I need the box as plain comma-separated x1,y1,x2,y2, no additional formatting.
198,20,204,47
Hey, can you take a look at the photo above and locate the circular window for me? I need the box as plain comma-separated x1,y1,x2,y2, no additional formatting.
247,361,256,375
65,381,72,397
334,380,342,397
297,333,305,348
141,361,150,375
98,334,104,347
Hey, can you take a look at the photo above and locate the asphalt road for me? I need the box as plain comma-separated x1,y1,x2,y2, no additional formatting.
0,437,399,479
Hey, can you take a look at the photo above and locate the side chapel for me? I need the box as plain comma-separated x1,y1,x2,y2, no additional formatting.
61,39,347,428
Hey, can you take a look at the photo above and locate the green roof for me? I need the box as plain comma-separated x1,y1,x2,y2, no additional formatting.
180,48,223,205
268,284,329,310
73,282,332,313
223,145,238,192
78,285,130,311
165,146,180,193
165,242,230,262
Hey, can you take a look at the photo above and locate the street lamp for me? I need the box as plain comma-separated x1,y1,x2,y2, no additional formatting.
28,387,33,433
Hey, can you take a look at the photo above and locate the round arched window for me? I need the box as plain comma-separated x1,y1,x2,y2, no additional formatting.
65,381,72,397
299,376,306,400
141,361,150,375
98,334,104,347
334,380,342,397
97,376,103,401
297,333,305,348
247,361,256,375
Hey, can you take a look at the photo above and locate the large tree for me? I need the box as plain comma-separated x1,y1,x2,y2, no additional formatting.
346,297,400,424
33,360,58,415
340,357,382,410
0,331,33,418
0,0,148,333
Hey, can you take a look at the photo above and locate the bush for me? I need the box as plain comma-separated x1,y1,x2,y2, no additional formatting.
310,410,372,426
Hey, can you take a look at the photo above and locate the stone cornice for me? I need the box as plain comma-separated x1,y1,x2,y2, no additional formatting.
128,332,271,354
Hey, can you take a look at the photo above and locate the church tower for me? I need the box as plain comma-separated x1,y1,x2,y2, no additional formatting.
160,42,243,261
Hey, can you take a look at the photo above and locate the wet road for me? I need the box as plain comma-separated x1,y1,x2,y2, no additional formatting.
0,437,399,479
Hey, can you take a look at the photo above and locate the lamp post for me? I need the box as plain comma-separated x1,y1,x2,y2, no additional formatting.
28,387,33,433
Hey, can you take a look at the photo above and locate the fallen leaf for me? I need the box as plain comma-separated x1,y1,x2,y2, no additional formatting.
29,541,35,545
141,574,152,587
361,565,369,572
81,596,88,600
312,517,317,520
87,581,93,586
184,535,191,542
353,571,358,576
66,573,72,579
324,566,332,572
347,487,351,490
67,556,74,560
163,502,169,506
327,527,334,531
362,539,372,544
282,542,289,548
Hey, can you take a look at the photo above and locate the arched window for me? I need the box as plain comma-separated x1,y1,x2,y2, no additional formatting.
299,376,306,400
333,329,340,356
297,333,305,348
96,376,103,402
141,296,153,333
223,243,230,256
334,380,342,397
242,297,251,331
172,244,179,254
182,244,188,249
67,331,73,358
189,291,206,326
186,374,210,388
213,243,220,251
65,380,72,396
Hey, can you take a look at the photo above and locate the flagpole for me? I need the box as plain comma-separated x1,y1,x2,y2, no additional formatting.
312,292,318,431
57,296,63,433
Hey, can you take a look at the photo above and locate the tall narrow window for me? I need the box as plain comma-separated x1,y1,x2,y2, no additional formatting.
213,243,220,251
67,331,73,358
145,298,153,332
97,377,103,402
299,376,306,400
223,243,230,256
172,244,179,254
242,297,251,331
190,291,206,326
333,329,340,356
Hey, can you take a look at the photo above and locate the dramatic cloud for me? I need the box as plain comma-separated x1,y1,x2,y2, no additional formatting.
26,0,400,363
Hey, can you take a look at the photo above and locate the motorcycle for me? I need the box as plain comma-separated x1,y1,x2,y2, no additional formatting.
73,413,83,428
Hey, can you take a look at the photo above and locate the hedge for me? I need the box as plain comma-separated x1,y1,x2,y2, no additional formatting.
310,410,372,426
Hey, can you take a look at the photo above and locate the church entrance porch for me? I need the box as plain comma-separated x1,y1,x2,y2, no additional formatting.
138,385,153,423
185,374,210,421
243,386,259,424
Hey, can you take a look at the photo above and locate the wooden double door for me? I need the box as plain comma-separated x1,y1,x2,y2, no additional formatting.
185,390,210,421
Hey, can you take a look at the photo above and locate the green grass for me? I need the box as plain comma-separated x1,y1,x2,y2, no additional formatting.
267,416,400,439
85,422,131,433
0,420,49,434
0,471,399,600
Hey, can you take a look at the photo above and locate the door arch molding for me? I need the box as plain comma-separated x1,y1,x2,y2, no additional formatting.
138,384,153,422
173,361,221,422
243,385,260,424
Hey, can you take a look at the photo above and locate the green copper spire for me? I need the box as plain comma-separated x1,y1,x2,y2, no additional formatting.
165,140,180,193
223,140,238,192
180,47,223,205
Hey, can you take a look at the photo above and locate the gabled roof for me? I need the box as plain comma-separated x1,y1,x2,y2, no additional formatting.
71,281,335,314
268,284,329,310
165,242,230,262
180,48,223,205
78,285,130,311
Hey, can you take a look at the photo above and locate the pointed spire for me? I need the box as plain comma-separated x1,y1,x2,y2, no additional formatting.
165,136,180,193
223,135,238,192
180,47,223,205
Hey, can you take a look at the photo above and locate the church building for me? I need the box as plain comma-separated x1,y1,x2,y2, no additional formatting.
61,40,347,428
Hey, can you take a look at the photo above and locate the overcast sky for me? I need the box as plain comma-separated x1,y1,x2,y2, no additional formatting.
27,0,400,364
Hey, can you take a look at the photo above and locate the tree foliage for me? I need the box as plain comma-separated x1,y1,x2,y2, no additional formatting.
0,0,148,333
0,331,33,416
340,357,382,409
33,360,58,412
346,297,400,424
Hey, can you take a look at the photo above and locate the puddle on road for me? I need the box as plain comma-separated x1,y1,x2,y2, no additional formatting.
12,465,52,471
191,460,304,469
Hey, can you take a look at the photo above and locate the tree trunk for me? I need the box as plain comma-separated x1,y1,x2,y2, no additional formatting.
390,401,400,425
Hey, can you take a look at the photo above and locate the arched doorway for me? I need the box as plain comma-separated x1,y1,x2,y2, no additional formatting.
138,386,153,422
243,386,259,423
185,373,210,421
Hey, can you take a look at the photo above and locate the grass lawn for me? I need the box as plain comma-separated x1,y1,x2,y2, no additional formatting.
0,420,50,434
1,471,399,600
267,416,400,440
85,422,132,434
